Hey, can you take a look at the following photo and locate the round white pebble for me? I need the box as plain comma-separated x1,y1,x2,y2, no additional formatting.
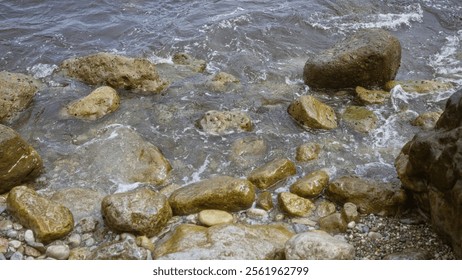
46,245,70,260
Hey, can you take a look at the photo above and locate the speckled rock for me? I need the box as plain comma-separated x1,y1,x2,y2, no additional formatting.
7,186,74,243
90,239,148,260
290,170,329,198
327,176,407,216
230,136,267,167
172,53,206,73
285,231,355,260
304,29,401,89
355,86,390,104
411,111,442,130
198,110,252,135
0,125,43,194
50,188,105,223
256,191,273,211
102,188,172,237
288,95,337,130
342,106,378,133
169,176,255,215
248,158,296,189
0,71,40,122
198,210,234,226
61,52,169,93
295,142,321,162
318,213,347,234
65,86,120,120
385,80,453,93
154,223,294,260
278,192,315,217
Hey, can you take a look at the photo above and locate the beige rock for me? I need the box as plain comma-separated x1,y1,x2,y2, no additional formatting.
296,142,321,162
411,111,442,130
207,72,240,92
169,176,255,215
256,191,273,211
0,71,40,122
230,136,267,167
6,186,74,243
136,236,155,252
315,200,337,218
385,80,453,93
355,86,390,104
61,52,169,93
198,110,252,135
101,188,172,237
318,213,347,234
341,202,359,223
327,176,407,216
342,106,378,133
278,192,315,217
172,53,206,73
198,209,234,226
248,158,296,190
288,95,337,130
68,247,91,260
50,188,105,223
0,237,7,254
66,86,120,120
154,223,294,260
290,170,329,198
0,125,43,194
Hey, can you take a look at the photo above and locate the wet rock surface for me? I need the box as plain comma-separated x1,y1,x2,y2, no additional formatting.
65,86,120,120
290,170,329,198
198,110,252,135
278,192,315,217
0,125,43,194
385,80,453,93
304,29,401,89
355,86,390,104
248,158,296,190
287,95,337,130
342,106,378,133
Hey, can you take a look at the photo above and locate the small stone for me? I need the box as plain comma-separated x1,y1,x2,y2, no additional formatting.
24,246,41,258
342,106,378,133
10,251,23,260
290,170,329,198
13,223,23,230
248,158,296,190
198,110,252,135
46,245,70,260
256,191,273,211
84,238,95,247
66,86,120,120
24,229,35,244
68,247,91,260
385,80,453,93
341,202,360,223
198,209,234,226
368,231,382,241
0,220,13,231
0,237,8,253
318,213,347,234
6,229,18,239
291,218,317,227
68,233,81,248
411,111,442,130
28,242,45,253
295,143,321,162
347,221,356,229
172,53,206,73
246,208,269,219
207,72,240,91
287,95,337,130
355,86,390,104
230,137,267,167
315,200,337,218
278,192,315,217
9,240,22,249
136,236,155,252
79,217,99,233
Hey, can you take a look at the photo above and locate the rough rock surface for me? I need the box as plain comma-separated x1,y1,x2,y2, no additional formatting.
290,170,329,198
327,176,407,216
169,176,255,215
395,90,462,258
172,52,206,73
90,239,148,260
304,29,401,89
385,80,453,93
102,188,172,237
60,52,169,93
0,125,43,194
256,191,273,211
6,186,74,243
66,86,120,120
285,231,355,260
318,213,347,234
0,71,40,122
355,86,390,104
230,136,267,167
295,142,321,162
247,158,296,189
411,111,442,130
50,188,105,223
207,72,240,92
198,110,252,135
342,106,378,133
278,192,315,217
154,223,294,260
288,95,337,130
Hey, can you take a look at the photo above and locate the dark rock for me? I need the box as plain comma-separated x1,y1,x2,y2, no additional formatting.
304,29,401,89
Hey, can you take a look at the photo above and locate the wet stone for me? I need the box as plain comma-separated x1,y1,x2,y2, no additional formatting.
278,192,315,217
341,202,360,223
355,86,390,104
198,110,252,135
90,239,147,260
172,52,206,73
287,95,337,130
290,170,329,198
295,143,321,162
136,236,155,252
0,237,8,253
10,251,23,260
207,72,240,92
315,200,337,218
65,86,120,120
256,191,273,211
411,111,442,130
230,136,267,167
342,106,378,133
198,209,234,227
385,80,453,93
24,246,41,258
248,158,296,190
318,213,347,234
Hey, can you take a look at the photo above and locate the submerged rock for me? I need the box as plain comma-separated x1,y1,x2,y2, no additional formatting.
230,136,267,167
102,188,172,237
256,191,273,211
327,176,407,216
285,231,355,260
50,188,105,223
411,111,442,130
304,29,401,89
290,170,329,198
154,223,294,260
395,90,462,258
295,142,321,162
342,105,378,133
288,95,337,130
168,176,255,215
206,72,240,92
385,80,453,93
0,71,40,122
355,86,390,104
0,125,43,194
60,52,169,93
247,158,297,190
278,192,315,217
7,186,74,243
65,86,120,120
198,110,252,135
172,52,206,73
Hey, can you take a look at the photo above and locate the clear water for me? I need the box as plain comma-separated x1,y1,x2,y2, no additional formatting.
1,0,461,194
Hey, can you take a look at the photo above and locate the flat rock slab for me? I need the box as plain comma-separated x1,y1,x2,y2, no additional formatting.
7,186,74,243
169,176,255,215
154,223,294,260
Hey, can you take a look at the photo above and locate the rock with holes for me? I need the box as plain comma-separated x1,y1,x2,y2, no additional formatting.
198,110,252,135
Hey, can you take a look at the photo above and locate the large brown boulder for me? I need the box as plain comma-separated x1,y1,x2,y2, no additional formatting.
304,29,401,89
0,125,43,194
0,71,40,122
395,90,462,258
60,52,169,93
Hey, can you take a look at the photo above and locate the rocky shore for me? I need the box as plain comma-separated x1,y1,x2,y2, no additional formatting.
0,29,460,260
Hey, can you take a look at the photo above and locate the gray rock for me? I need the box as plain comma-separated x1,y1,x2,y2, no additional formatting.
51,188,105,224
68,233,81,248
285,231,355,260
0,253,6,260
46,244,70,260
304,29,401,89
9,240,22,249
383,249,430,260
10,251,23,260
90,239,147,260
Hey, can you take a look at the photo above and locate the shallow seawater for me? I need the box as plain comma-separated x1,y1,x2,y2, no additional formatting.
1,0,461,194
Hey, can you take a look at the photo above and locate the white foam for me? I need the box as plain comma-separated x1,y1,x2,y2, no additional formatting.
182,156,210,184
27,63,58,79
